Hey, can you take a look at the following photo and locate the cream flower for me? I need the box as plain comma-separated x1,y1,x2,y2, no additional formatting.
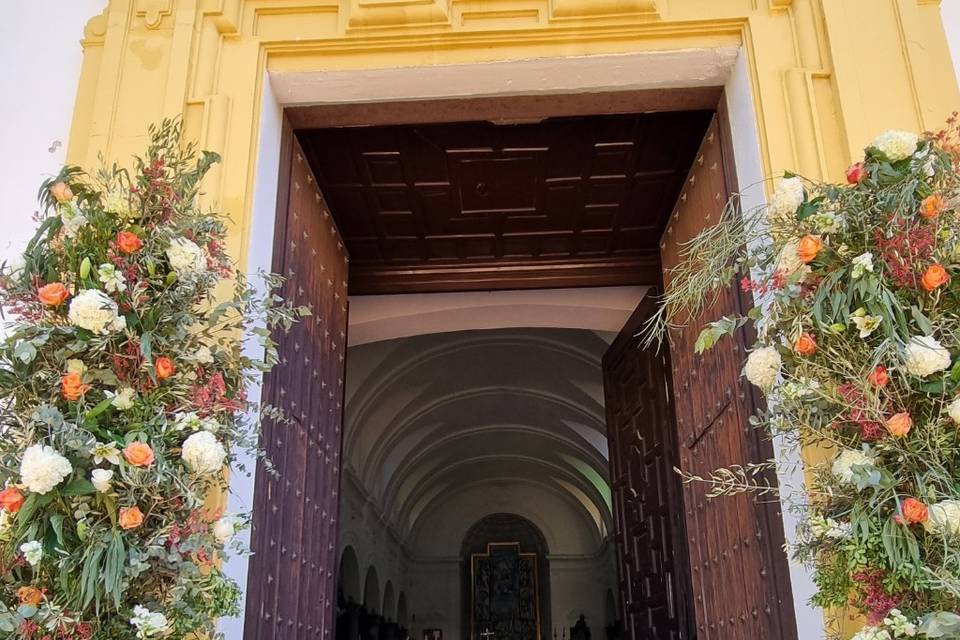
65,359,87,376
850,309,882,338
166,237,206,276
851,252,874,279
173,411,219,433
832,448,877,485
92,441,121,466
743,346,782,390
947,397,960,425
926,499,960,537
97,263,126,293
19,540,42,566
192,345,214,365
111,387,137,411
903,335,951,377
212,516,237,544
130,605,170,639
181,431,227,475
870,129,919,162
68,289,126,335
59,201,88,239
850,626,891,640
91,468,114,493
102,190,135,218
766,177,805,226
775,239,809,279
20,444,72,494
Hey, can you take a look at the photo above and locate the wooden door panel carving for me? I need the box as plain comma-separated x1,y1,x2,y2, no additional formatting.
603,300,690,640
246,128,350,640
659,116,796,639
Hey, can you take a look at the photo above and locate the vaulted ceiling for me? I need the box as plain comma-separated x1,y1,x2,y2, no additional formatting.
343,328,613,556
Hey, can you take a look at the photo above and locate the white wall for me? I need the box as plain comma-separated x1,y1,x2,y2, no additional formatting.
943,0,960,85
0,1,105,263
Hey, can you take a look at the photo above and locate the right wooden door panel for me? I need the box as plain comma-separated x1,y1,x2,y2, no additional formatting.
659,117,796,640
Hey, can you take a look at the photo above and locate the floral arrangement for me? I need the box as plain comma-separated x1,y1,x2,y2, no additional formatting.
0,121,303,638
645,118,960,639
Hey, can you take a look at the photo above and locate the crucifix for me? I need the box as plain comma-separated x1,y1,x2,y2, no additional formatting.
480,629,495,640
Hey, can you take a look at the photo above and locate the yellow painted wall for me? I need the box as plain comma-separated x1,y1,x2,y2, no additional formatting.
65,0,959,635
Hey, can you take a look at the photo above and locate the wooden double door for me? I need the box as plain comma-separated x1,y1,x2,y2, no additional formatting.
244,113,796,640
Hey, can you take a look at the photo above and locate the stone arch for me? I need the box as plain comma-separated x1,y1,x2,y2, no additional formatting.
339,546,362,605
397,592,409,628
382,580,396,621
363,565,380,614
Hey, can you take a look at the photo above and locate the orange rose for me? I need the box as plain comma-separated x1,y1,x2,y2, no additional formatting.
123,442,155,468
796,235,822,264
886,412,913,437
37,282,69,306
154,356,176,380
921,264,950,292
116,231,143,254
61,372,90,401
901,497,928,525
16,586,44,606
868,365,889,388
0,487,25,513
49,181,73,203
793,333,817,356
119,505,144,530
920,194,946,220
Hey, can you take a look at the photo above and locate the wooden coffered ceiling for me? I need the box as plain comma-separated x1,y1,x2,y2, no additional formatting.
295,108,714,294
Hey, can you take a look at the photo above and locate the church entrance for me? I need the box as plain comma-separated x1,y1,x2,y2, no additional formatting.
243,93,798,640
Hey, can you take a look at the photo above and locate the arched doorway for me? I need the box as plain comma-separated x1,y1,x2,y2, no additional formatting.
339,546,362,606
461,514,551,640
364,566,381,614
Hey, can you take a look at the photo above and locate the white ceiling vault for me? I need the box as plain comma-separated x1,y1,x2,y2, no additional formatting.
343,327,614,557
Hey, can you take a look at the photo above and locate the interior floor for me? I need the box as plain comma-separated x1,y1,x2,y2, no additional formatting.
334,327,621,640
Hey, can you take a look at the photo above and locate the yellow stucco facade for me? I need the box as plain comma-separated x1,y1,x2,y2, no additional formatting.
65,1,959,636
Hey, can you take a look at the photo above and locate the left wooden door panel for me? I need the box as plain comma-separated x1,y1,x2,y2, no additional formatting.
246,127,350,640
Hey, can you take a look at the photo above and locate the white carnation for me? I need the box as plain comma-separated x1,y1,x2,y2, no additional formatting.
947,397,960,425
926,499,960,537
130,605,170,639
832,448,877,485
766,177,804,225
19,540,43,566
212,516,237,544
91,468,114,493
68,289,126,335
20,444,72,494
181,430,227,475
743,346,781,390
112,387,137,411
166,237,206,276
870,129,919,162
903,335,951,377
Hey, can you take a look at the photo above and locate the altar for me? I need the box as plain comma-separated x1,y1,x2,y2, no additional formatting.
470,543,541,640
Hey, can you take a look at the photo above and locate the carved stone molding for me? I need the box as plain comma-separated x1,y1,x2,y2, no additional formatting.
136,0,174,29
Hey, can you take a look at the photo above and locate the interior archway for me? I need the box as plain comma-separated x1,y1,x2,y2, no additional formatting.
397,593,409,628
340,546,362,606
383,581,396,622
364,566,381,614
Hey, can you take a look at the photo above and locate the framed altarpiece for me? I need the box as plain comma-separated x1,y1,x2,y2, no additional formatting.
470,543,541,640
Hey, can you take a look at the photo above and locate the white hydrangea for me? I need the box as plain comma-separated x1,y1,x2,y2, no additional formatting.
832,448,877,485
870,129,919,162
59,201,88,238
130,605,170,639
882,609,918,637
68,289,126,335
97,263,126,293
102,190,135,218
19,540,43,566
851,252,874,279
166,237,206,276
91,468,114,493
173,411,220,433
850,626,891,640
926,499,960,537
212,516,237,544
766,177,804,225
181,430,227,475
20,444,73,494
743,346,781,390
112,387,137,411
903,335,951,377
947,397,960,425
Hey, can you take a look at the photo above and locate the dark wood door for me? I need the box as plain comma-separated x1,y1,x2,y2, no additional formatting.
660,116,796,639
603,298,691,640
245,124,350,640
